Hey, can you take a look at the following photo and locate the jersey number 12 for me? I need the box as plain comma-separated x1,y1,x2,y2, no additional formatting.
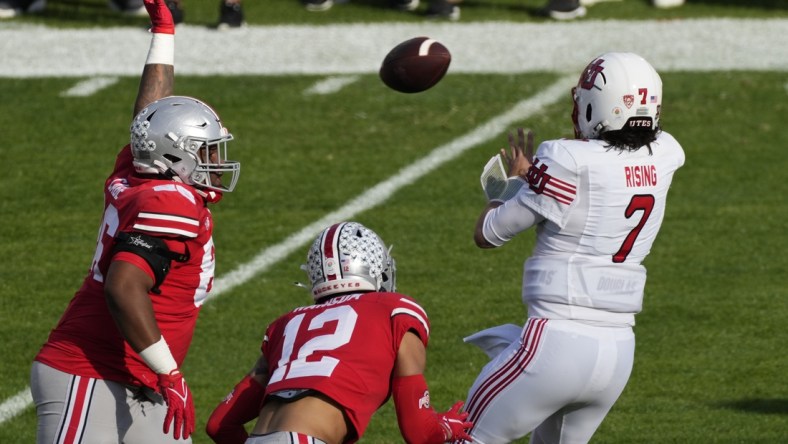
269,306,358,383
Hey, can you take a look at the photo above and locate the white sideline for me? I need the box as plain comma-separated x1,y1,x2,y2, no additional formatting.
1,19,786,77
0,73,575,426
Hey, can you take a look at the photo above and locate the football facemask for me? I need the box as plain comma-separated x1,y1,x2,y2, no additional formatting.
130,96,240,192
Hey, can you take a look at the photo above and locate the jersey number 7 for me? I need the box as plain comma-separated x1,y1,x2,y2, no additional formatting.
612,194,655,263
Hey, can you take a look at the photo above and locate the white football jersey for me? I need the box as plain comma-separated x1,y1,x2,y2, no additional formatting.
485,131,685,325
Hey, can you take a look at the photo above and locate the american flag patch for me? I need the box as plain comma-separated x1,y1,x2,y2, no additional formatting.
650,95,658,103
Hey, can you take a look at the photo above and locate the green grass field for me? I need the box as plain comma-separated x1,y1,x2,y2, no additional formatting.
1,0,787,442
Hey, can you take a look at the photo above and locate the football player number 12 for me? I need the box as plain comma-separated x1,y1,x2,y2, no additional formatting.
613,194,655,263
269,305,358,383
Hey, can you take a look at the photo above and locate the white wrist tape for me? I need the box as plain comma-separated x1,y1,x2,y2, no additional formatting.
145,33,174,66
138,336,178,374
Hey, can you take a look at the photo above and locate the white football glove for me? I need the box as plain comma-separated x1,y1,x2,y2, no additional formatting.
480,154,525,203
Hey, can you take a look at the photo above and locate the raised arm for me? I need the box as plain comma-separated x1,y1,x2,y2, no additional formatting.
133,0,176,117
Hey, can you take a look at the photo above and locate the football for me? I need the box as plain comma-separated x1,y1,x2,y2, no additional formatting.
379,36,451,93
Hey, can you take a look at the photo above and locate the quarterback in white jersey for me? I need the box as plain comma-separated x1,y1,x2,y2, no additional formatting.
464,52,685,443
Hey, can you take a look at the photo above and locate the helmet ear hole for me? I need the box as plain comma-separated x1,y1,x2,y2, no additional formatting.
585,104,593,122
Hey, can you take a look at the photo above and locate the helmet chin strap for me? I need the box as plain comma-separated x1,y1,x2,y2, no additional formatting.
163,169,223,203
165,169,182,181
194,187,222,203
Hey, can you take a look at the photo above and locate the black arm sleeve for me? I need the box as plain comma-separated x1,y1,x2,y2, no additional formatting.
111,231,189,293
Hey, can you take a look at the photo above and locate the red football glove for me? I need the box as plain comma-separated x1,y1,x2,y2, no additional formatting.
157,369,195,440
436,401,473,442
144,0,175,34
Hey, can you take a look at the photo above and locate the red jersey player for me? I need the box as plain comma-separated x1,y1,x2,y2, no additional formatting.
30,0,240,442
206,221,472,444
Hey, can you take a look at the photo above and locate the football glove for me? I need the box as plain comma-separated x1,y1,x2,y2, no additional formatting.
144,0,175,34
436,401,473,442
481,154,525,203
157,369,195,440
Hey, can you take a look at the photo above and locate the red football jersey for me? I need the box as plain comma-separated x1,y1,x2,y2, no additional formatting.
262,292,430,442
36,146,216,389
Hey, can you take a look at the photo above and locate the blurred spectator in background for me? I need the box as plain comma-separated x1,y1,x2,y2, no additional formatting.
303,0,419,13
0,0,146,18
543,0,685,21
0,0,41,17
216,0,243,28
652,0,684,7
0,0,246,29
420,0,685,22
425,0,460,20
164,0,245,29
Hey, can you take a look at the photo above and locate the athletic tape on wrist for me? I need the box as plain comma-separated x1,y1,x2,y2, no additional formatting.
139,336,178,374
145,33,174,66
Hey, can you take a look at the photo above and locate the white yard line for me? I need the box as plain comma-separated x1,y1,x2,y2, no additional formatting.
0,388,32,424
304,75,361,95
60,76,119,97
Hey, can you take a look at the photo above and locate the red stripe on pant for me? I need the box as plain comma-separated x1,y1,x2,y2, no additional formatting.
290,431,316,444
57,375,95,444
465,318,547,426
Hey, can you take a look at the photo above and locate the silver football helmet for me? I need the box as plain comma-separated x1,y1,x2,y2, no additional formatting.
303,222,396,301
130,96,240,192
572,52,662,139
